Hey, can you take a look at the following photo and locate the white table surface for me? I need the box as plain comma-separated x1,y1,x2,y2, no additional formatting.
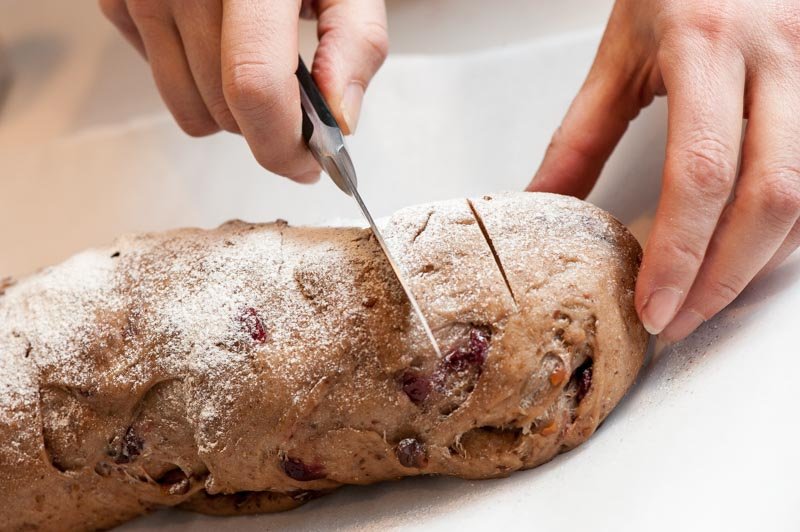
1,2,798,531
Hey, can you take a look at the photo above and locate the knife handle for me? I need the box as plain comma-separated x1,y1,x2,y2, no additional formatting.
296,56,340,144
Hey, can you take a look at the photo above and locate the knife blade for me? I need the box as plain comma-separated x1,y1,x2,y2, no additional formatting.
295,57,442,358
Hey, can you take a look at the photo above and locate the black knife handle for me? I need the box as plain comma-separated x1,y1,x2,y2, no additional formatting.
296,56,340,145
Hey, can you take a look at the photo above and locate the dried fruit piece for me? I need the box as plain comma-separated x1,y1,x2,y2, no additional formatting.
401,370,431,404
552,310,571,321
239,307,268,343
280,456,326,481
158,468,191,496
540,421,558,436
94,461,113,477
549,366,567,386
443,328,491,372
401,328,492,407
233,491,254,508
574,359,593,403
396,438,428,468
112,426,144,464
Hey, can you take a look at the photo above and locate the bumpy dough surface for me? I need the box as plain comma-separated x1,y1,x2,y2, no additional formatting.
0,192,647,530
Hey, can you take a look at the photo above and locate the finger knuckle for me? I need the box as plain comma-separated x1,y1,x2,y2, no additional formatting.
222,58,281,116
317,22,388,73
774,8,800,45
359,21,390,65
707,276,744,307
681,135,737,196
662,232,706,266
654,38,680,70
758,168,800,226
665,4,735,44
549,126,601,162
688,11,734,42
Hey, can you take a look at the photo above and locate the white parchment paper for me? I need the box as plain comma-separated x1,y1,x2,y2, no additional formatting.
2,25,798,532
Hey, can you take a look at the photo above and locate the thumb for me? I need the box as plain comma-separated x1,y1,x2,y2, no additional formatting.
312,0,388,134
527,39,648,198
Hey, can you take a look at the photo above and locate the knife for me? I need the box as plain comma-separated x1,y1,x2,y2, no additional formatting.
295,57,442,358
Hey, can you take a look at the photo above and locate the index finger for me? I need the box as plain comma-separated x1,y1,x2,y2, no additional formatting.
221,0,320,182
635,36,745,334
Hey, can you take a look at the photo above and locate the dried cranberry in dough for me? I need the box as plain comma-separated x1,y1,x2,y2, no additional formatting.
239,307,268,343
401,370,432,404
396,438,428,468
280,457,326,481
443,328,491,372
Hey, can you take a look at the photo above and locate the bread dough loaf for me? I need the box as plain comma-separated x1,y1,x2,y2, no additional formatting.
0,192,647,530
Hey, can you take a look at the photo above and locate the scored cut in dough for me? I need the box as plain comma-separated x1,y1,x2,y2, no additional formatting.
0,192,647,530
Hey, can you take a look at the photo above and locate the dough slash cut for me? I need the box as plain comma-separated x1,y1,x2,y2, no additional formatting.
467,197,518,308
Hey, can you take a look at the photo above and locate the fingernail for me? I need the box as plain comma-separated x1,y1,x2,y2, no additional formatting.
659,309,705,344
641,287,683,335
340,82,364,135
